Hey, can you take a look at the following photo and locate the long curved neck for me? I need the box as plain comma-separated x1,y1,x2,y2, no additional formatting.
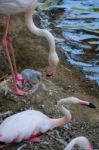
57,98,72,123
64,137,93,150
25,7,56,53
64,139,76,150
51,116,67,128
51,99,72,128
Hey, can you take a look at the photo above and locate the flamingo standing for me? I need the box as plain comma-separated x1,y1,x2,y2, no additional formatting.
64,136,93,150
0,0,59,96
0,97,95,144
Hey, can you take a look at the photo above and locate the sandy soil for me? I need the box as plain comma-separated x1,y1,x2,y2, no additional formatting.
0,15,99,150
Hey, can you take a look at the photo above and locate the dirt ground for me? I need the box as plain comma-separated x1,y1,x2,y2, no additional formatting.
0,15,99,150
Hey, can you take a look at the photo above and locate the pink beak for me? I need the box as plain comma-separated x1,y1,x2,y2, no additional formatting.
47,66,57,77
79,100,96,109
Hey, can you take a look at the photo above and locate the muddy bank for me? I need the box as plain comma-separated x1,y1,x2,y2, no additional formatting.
0,15,99,149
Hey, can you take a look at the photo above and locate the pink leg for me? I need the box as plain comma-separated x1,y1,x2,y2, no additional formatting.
26,134,40,142
2,16,25,96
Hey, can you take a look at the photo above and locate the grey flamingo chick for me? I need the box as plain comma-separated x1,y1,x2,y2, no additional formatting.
20,69,42,91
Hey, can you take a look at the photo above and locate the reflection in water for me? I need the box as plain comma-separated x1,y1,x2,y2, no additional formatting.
42,0,99,87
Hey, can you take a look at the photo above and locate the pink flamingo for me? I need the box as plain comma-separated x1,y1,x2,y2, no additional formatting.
0,0,59,96
64,136,93,150
0,97,95,145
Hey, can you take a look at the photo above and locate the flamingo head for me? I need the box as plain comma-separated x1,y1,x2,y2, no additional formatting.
47,52,59,77
64,136,93,150
74,136,93,150
58,97,96,109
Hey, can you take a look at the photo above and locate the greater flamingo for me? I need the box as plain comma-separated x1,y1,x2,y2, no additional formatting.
0,0,59,96
0,97,95,145
64,136,93,150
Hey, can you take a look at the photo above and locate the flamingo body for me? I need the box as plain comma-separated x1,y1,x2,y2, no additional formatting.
0,110,52,143
0,0,37,15
0,97,96,144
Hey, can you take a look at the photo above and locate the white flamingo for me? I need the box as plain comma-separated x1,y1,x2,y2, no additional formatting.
0,97,95,144
0,0,59,96
64,136,93,150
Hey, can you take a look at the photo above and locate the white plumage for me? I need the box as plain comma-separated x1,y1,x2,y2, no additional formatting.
0,110,52,143
0,0,59,95
0,0,59,77
0,97,95,144
64,136,93,150
0,0,36,14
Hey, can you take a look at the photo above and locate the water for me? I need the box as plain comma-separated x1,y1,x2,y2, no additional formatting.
40,0,99,88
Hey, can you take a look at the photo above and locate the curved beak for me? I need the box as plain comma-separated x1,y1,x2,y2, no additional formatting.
46,66,56,77
79,100,96,109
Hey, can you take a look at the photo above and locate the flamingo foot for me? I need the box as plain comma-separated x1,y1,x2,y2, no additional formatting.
26,135,40,142
15,74,24,83
13,85,26,96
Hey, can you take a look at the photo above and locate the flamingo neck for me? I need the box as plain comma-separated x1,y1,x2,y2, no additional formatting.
57,102,72,123
50,104,72,128
25,8,56,53
64,137,93,150
50,116,67,128
64,139,76,150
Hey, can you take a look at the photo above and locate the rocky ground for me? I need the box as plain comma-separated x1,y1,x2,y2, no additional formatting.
0,15,99,150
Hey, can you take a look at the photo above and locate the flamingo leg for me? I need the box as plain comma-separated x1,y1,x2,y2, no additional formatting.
2,16,25,96
26,134,40,142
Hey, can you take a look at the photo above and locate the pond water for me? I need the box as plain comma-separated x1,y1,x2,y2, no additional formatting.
40,0,99,88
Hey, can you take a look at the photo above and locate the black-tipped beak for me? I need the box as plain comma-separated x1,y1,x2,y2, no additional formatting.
88,103,96,108
46,74,53,77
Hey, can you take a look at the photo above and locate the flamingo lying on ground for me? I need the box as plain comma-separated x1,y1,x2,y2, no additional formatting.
0,97,95,145
64,136,93,150
0,0,59,96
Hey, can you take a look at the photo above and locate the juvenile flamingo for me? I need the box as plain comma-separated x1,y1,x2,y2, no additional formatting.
64,136,93,150
20,69,42,91
0,97,95,145
0,0,59,96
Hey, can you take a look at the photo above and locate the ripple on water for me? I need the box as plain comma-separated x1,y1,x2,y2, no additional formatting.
49,0,99,88
41,0,99,88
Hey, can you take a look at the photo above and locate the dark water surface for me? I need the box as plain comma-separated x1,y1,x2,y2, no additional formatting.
41,0,99,88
